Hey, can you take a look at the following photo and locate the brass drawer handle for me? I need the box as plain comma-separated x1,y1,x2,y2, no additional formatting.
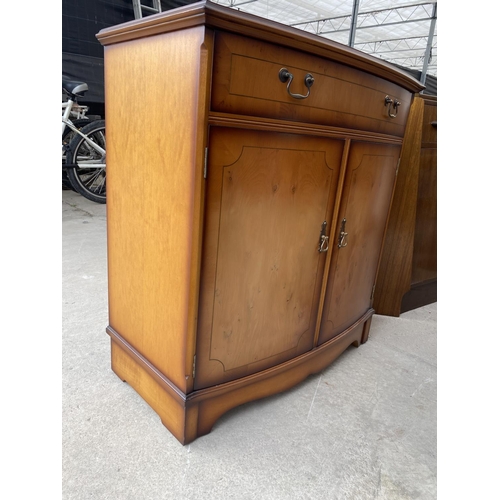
384,95,401,118
279,68,314,100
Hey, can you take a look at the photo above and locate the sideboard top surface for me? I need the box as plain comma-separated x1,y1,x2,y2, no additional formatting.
96,0,424,94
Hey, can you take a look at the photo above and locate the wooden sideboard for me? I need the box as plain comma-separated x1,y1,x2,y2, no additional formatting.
373,94,437,316
97,0,424,444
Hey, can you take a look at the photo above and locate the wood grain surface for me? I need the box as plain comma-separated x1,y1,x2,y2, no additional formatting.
99,1,420,444
373,95,437,316
104,26,208,392
195,127,345,389
211,31,412,137
319,141,400,343
372,97,424,316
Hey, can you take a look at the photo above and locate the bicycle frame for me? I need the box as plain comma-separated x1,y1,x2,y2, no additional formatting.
62,98,106,158
62,100,88,120
62,98,75,135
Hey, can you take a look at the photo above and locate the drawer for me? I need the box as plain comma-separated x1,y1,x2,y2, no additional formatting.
421,98,437,146
211,31,412,137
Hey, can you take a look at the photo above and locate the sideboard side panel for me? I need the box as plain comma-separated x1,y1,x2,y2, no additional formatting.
104,26,207,391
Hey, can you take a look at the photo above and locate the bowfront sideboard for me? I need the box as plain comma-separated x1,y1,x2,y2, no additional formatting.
97,0,424,444
373,93,437,316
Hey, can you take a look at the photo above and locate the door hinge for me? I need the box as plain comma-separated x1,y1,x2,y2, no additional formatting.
203,147,208,179
192,355,196,379
370,284,376,302
396,158,401,176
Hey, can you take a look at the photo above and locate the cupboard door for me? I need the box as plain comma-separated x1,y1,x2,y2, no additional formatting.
318,142,400,344
195,128,344,389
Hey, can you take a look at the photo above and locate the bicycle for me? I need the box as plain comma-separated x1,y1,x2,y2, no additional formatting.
62,78,106,204
62,80,91,190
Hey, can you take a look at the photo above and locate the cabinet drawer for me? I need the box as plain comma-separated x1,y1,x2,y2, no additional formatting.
421,98,437,146
211,31,412,137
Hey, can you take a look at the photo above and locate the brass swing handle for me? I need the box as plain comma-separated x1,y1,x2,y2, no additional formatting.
318,221,329,253
338,218,348,248
318,219,349,252
385,96,401,118
279,68,315,100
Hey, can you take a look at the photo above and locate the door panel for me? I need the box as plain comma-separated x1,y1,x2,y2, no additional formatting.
195,127,344,389
318,142,400,344
411,147,437,284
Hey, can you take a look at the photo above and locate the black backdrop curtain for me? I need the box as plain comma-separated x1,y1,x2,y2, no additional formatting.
62,0,198,112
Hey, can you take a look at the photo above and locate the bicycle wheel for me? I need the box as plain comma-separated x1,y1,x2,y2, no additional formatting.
62,118,90,190
66,119,106,204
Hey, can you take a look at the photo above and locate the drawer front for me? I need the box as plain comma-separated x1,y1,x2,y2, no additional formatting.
421,98,437,146
212,31,412,137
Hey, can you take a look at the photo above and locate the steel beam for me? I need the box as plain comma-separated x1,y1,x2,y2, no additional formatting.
348,0,360,47
420,3,437,83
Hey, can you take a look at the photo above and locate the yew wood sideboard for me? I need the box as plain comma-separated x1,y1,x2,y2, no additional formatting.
97,0,424,444
373,94,437,316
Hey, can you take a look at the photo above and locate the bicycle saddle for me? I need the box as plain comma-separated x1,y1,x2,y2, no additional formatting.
62,79,88,97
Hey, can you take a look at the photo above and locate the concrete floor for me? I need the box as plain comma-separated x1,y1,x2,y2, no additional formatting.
62,189,437,500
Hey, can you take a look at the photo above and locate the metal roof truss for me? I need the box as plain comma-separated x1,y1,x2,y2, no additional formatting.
210,0,437,79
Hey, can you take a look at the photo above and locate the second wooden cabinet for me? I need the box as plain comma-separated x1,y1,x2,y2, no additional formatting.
98,0,424,444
